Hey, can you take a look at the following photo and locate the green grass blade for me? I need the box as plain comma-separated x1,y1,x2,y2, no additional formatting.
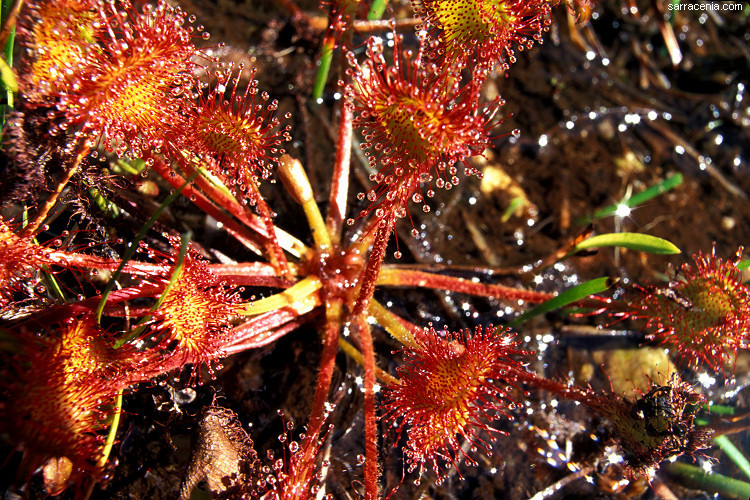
41,267,66,302
312,0,388,100
95,172,198,323
578,173,683,224
707,404,736,416
509,276,615,327
0,56,16,93
1,0,15,126
666,462,750,499
368,0,388,20
312,37,335,101
573,233,681,255
98,389,124,469
714,435,750,481
501,197,524,222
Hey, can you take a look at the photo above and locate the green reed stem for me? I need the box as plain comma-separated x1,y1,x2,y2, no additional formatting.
96,172,198,324
0,0,17,127
311,0,389,100
714,435,750,481
113,231,191,349
510,276,616,327
368,0,388,20
666,462,750,499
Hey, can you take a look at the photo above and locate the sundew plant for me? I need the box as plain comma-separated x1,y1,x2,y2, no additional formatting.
0,0,749,498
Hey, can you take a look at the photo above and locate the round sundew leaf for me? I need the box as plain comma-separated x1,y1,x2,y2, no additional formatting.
611,247,750,373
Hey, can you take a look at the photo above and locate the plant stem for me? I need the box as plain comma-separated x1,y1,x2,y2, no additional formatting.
306,299,343,437
367,298,417,347
665,462,750,499
376,268,556,304
98,389,123,470
352,214,395,317
245,175,293,279
209,262,279,277
511,369,602,408
714,434,750,481
312,35,335,101
0,0,20,45
326,92,353,245
224,307,321,355
150,157,265,255
356,314,379,499
238,276,322,316
278,154,332,251
367,0,388,20
81,388,124,500
176,156,308,258
305,15,421,33
337,337,398,385
311,0,387,101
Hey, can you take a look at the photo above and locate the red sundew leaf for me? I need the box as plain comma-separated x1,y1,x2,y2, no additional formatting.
382,325,528,481
16,0,99,100
184,64,292,196
29,0,208,158
132,242,244,375
345,32,502,227
0,216,73,310
414,0,552,73
0,315,132,494
616,247,750,374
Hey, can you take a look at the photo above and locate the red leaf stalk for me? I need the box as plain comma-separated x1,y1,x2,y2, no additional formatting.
326,93,354,244
376,267,556,304
356,314,380,499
